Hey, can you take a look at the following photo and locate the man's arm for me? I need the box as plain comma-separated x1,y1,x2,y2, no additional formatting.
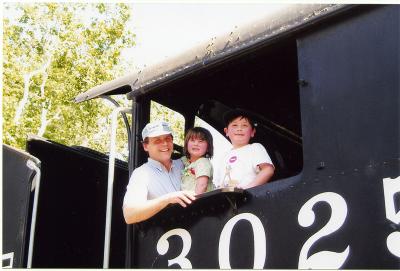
123,190,195,224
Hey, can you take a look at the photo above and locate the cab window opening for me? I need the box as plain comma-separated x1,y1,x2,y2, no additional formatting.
146,39,302,183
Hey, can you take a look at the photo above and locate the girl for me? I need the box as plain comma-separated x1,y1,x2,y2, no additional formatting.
181,127,214,194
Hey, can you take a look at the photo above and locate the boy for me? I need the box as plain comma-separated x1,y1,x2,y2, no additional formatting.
215,109,275,189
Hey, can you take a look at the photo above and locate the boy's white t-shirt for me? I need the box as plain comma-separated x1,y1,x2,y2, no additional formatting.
214,143,274,187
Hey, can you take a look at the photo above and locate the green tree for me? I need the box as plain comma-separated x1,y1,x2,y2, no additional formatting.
3,3,135,159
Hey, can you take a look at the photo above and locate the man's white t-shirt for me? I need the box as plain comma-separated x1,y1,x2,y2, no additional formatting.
213,143,274,187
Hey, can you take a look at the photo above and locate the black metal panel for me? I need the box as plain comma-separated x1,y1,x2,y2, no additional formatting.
132,189,252,268
297,5,399,268
131,165,399,268
297,5,399,172
2,145,38,268
26,138,129,268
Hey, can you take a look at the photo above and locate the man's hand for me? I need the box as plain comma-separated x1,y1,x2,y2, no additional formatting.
162,190,196,207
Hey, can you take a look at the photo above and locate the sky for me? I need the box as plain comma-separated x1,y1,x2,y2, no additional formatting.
125,2,290,69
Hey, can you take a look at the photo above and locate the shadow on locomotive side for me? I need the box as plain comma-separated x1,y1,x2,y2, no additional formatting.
3,4,399,269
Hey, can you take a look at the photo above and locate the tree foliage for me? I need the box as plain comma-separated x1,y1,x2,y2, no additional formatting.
150,101,185,146
3,3,135,159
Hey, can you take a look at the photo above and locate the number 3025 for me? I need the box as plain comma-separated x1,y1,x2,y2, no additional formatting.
156,177,400,269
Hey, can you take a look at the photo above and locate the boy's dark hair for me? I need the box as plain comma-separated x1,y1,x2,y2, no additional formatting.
183,127,214,159
223,109,256,129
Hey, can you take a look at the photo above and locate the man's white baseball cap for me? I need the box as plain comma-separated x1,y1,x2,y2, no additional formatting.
142,121,173,140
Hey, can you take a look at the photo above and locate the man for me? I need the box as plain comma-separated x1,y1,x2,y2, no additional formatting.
123,121,195,224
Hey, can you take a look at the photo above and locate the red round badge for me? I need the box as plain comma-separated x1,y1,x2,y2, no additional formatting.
229,156,237,163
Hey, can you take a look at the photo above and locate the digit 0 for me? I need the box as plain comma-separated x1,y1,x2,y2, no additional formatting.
219,213,266,269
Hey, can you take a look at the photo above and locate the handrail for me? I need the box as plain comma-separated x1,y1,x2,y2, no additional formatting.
26,159,41,268
103,107,132,268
